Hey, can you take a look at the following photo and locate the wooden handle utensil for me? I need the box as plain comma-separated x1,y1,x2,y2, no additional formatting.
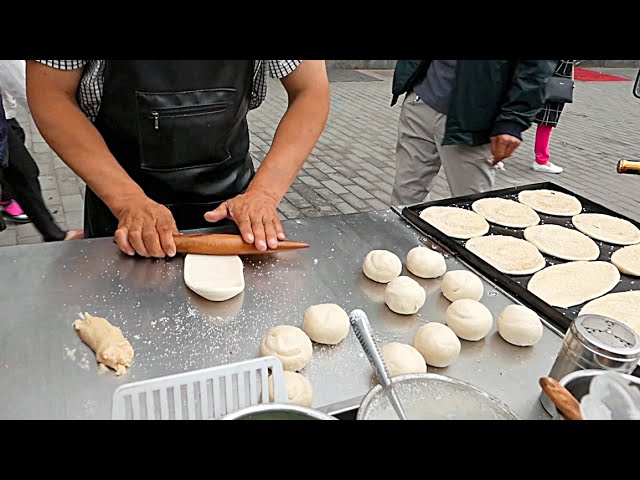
173,233,309,255
539,377,583,420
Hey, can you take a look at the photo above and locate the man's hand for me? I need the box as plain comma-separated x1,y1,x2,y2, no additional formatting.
204,188,286,252
490,134,522,164
113,195,178,258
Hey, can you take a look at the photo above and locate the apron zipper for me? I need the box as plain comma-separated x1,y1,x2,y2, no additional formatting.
150,103,228,130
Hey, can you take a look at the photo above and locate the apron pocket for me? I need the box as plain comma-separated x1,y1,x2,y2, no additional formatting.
136,88,237,172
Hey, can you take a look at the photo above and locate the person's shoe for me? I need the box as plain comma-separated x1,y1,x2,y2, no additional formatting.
532,161,563,174
1,200,31,223
64,229,84,241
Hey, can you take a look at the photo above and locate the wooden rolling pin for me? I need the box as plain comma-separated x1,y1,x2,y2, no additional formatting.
539,377,583,420
173,233,309,255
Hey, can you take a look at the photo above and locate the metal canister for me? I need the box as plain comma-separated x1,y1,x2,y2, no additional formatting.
540,314,640,415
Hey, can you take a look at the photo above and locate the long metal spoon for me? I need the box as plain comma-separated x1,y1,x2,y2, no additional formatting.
349,309,408,420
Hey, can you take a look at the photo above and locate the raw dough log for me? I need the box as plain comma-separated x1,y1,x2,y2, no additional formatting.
73,313,134,376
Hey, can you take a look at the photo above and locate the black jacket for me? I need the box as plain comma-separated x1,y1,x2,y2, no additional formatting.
392,60,558,146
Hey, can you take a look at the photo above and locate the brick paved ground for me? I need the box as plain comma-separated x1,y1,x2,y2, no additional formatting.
1,67,639,246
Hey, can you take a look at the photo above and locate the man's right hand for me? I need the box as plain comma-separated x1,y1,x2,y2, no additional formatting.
112,195,178,258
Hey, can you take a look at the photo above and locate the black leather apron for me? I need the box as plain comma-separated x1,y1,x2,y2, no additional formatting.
84,60,254,238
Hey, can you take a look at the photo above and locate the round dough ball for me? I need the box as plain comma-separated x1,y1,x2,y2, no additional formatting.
363,250,402,283
497,305,544,347
259,325,313,371
380,342,427,377
413,322,461,368
302,303,350,345
384,276,426,315
406,246,447,279
441,270,484,302
268,371,313,407
446,299,493,341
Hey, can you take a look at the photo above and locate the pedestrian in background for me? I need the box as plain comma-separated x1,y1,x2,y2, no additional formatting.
531,60,575,174
0,60,83,241
390,60,557,205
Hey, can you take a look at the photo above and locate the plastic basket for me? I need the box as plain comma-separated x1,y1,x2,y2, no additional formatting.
112,356,287,420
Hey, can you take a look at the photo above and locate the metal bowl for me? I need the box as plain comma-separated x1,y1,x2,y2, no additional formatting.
553,369,640,420
357,373,519,420
221,403,337,420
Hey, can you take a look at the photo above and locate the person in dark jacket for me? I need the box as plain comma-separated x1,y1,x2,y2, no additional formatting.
0,93,7,232
532,60,575,174
390,60,558,205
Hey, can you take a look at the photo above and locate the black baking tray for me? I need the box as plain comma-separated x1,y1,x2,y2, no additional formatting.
401,181,640,334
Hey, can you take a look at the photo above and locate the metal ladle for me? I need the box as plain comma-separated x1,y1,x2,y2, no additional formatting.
348,309,408,420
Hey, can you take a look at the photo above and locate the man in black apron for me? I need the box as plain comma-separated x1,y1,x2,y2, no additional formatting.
25,60,329,257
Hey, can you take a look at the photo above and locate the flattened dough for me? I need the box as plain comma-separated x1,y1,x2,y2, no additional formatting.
518,189,582,216
471,198,540,228
419,206,489,239
465,235,546,275
73,312,134,375
611,244,640,276
572,213,640,246
579,291,640,335
527,261,620,309
523,224,600,261
184,254,244,301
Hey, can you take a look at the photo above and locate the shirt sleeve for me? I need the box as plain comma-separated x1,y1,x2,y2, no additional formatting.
267,61,302,78
0,60,27,104
35,60,88,70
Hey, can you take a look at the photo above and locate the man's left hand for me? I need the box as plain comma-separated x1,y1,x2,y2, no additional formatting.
490,134,522,164
204,189,286,251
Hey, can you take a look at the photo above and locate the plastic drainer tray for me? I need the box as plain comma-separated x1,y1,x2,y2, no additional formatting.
112,356,287,420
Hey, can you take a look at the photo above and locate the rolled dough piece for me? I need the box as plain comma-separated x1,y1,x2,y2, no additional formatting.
579,291,640,335
419,206,489,239
465,235,546,275
572,213,640,246
302,303,350,345
73,312,134,376
184,254,244,301
269,371,313,407
441,270,484,302
471,197,540,228
445,299,493,341
380,342,427,377
384,276,426,315
517,189,582,216
362,250,402,284
496,305,544,347
406,246,447,279
413,322,461,368
523,224,600,261
260,325,313,372
611,244,640,276
527,261,620,309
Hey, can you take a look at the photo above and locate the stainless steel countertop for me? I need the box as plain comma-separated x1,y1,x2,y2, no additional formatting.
0,210,563,419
